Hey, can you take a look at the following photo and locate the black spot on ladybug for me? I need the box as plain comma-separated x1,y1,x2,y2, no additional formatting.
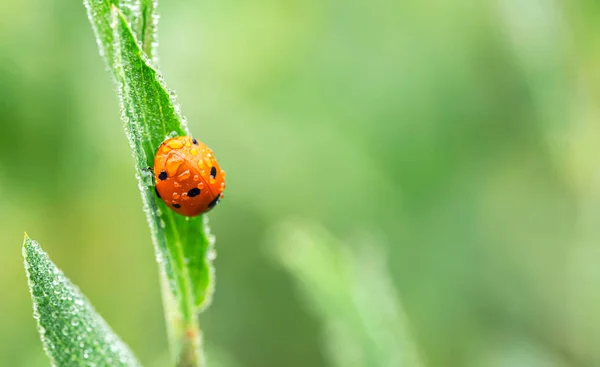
173,203,181,208
187,188,201,197
154,187,161,199
192,138,198,145
210,167,217,179
208,194,221,209
158,171,167,180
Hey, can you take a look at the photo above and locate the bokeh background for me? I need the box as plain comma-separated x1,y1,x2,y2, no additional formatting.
1,0,599,366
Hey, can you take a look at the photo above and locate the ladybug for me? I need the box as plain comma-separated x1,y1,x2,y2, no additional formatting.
153,136,225,216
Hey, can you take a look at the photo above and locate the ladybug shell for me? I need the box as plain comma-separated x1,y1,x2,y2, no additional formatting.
153,136,225,216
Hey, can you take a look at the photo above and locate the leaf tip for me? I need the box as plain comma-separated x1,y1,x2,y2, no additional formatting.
108,3,127,30
22,234,42,270
110,3,126,21
22,232,32,258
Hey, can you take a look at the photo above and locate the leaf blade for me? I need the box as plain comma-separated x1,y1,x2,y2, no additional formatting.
139,0,160,64
23,235,142,367
110,4,215,313
83,0,115,71
83,0,159,72
110,0,159,64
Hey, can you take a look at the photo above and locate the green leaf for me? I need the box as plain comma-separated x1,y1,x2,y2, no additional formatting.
84,0,114,71
84,3,216,366
137,0,160,64
22,235,141,367
268,221,423,367
84,0,158,72
110,2,215,312
114,0,160,64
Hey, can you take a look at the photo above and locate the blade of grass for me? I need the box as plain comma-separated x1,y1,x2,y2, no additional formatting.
23,234,142,367
84,2,217,366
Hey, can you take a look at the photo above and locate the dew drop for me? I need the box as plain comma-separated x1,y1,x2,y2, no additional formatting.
139,169,154,187
207,249,217,261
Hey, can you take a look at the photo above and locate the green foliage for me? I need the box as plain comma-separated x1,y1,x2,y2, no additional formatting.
20,1,216,366
84,0,158,71
269,221,422,367
22,235,141,367
111,7,215,365
83,1,216,365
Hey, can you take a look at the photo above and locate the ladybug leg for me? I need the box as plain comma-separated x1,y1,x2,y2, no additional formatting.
143,166,157,186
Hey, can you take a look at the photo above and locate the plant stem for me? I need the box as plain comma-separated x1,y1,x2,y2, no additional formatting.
160,276,204,367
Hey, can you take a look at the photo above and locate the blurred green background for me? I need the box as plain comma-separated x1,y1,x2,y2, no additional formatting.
1,0,599,366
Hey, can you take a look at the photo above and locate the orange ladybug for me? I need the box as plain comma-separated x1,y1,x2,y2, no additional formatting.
153,136,225,216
